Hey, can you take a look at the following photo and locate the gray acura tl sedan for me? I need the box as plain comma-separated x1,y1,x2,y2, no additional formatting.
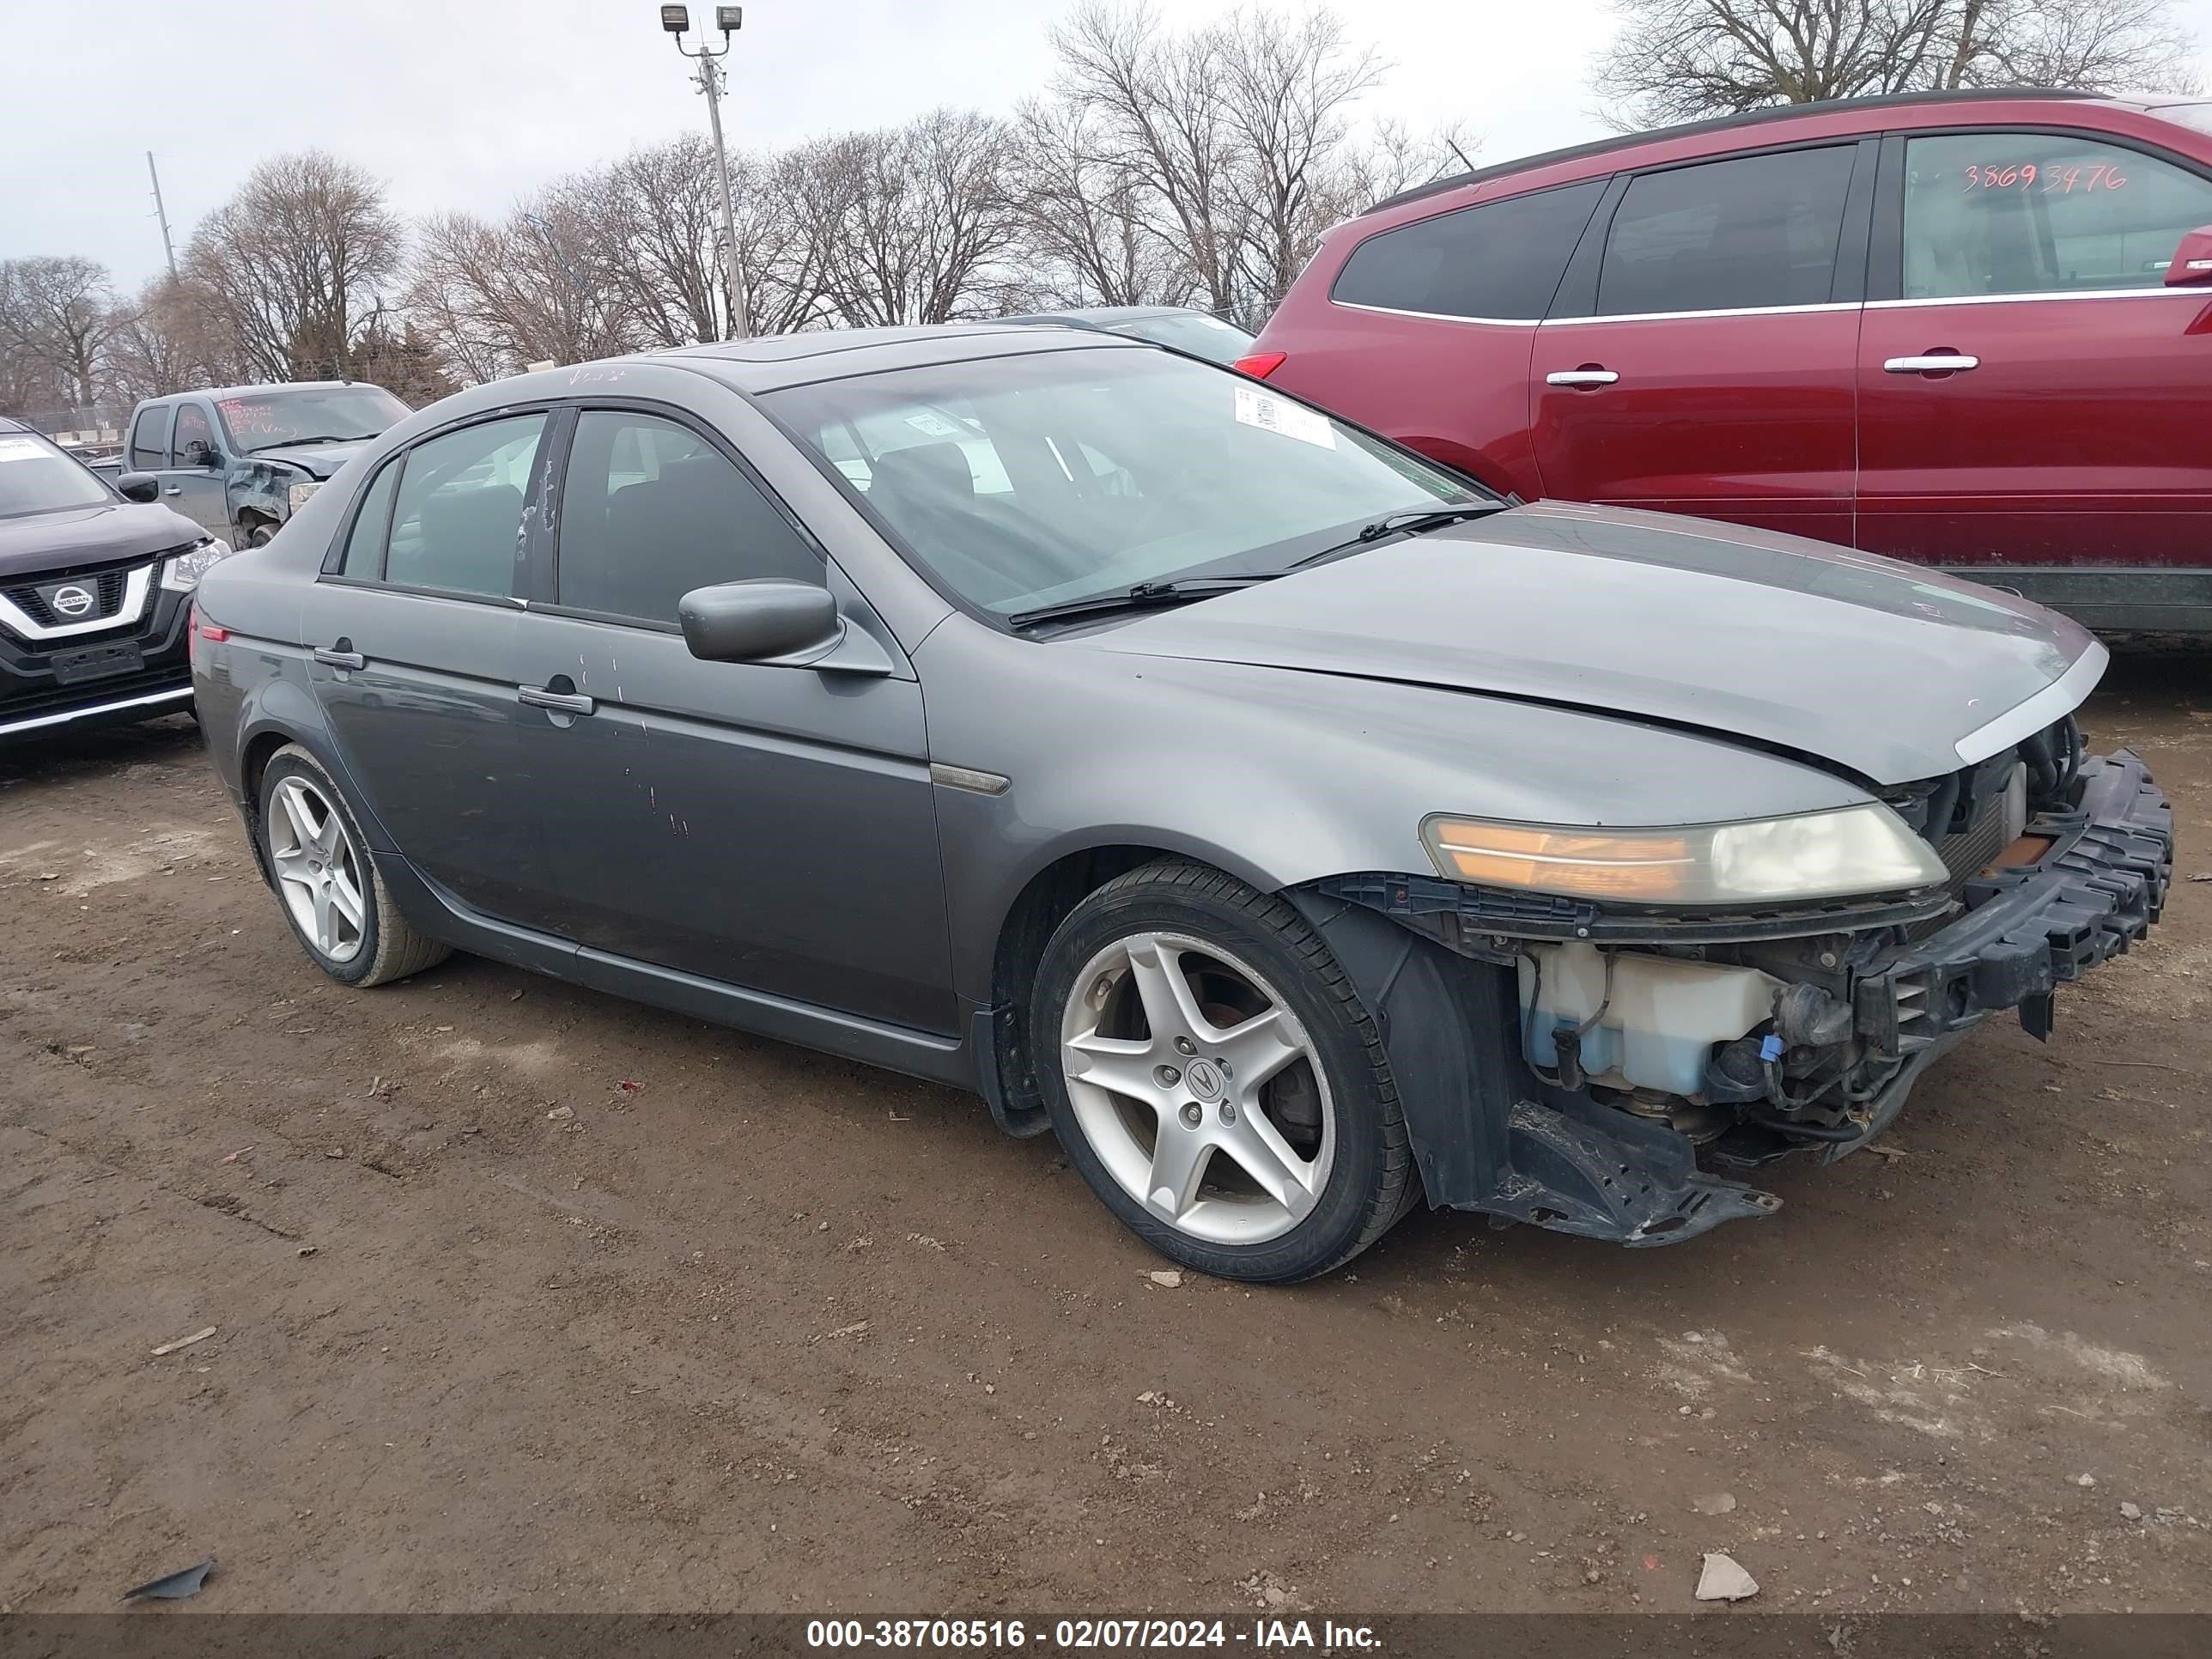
191,325,2172,1283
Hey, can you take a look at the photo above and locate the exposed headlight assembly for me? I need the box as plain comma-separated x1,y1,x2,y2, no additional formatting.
161,537,234,592
1421,803,1949,905
288,481,321,513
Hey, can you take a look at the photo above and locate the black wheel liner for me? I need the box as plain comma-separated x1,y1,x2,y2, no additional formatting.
1286,892,1779,1248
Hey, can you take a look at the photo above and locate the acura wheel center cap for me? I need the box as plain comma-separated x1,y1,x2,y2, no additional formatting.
1183,1058,1226,1102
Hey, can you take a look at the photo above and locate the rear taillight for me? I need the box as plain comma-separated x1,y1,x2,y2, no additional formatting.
1233,350,1286,380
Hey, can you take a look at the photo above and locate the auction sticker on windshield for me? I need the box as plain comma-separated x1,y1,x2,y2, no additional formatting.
0,437,46,462
1234,386,1334,450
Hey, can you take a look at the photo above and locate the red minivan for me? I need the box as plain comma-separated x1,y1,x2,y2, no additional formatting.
1245,88,2212,633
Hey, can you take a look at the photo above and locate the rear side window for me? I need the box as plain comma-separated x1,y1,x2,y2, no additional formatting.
555,411,821,624
128,406,171,471
383,415,545,599
1331,181,1607,320
339,459,400,578
171,404,214,464
1902,131,2212,299
1597,146,1857,315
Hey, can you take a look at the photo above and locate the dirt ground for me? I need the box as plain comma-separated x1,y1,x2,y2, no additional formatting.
2,654,2208,1620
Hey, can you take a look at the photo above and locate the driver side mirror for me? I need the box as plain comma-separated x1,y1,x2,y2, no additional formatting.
2165,225,2212,286
186,439,221,468
115,472,160,503
678,579,843,665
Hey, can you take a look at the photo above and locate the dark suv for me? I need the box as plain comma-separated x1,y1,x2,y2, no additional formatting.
0,418,227,742
1244,88,2212,633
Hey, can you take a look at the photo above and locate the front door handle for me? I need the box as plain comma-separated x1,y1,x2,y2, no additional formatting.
1547,368,1620,387
313,646,367,670
1884,353,1979,374
519,684,595,716
162,485,183,496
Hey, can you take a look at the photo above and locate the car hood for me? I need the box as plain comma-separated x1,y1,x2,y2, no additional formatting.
0,501,206,580
1092,501,2100,787
244,440,374,477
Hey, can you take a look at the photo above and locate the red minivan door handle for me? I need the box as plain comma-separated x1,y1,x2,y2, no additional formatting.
1546,365,1620,388
1884,350,1979,376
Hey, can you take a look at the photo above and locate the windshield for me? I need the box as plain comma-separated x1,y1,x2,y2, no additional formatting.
1099,311,1257,364
217,385,410,453
0,431,116,519
769,349,1491,617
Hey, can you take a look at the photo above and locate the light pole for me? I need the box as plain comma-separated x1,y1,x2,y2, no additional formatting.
661,5,750,341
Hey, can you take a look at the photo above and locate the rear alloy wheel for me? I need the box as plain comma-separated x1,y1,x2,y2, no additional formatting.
1031,861,1415,1281
256,744,449,987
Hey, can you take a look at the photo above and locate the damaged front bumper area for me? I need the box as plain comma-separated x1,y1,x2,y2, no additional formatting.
1297,747,2172,1248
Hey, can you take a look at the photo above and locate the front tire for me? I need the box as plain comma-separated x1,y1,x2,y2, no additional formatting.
1029,861,1416,1282
256,744,449,987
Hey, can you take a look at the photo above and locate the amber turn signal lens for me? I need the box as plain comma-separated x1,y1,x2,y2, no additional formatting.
1426,820,1694,900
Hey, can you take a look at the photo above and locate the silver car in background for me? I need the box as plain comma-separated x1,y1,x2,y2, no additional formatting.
190,326,2172,1282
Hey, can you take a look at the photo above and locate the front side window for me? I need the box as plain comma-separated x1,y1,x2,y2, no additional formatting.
128,405,171,471
768,348,1490,617
1332,181,1607,320
1597,146,1857,316
0,430,114,519
381,415,544,599
556,411,822,623
216,385,410,455
171,403,215,464
1901,131,2212,299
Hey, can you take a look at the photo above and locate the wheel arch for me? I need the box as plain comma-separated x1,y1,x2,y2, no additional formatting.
978,837,1279,1138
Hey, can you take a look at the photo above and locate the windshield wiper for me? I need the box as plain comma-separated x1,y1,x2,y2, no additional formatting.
1008,574,1282,629
251,432,380,452
1289,504,1501,569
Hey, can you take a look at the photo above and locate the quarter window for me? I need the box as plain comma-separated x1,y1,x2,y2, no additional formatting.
171,403,214,465
1597,146,1857,316
1901,131,2212,299
555,411,821,624
383,415,545,599
1331,181,1607,320
339,459,400,579
128,405,171,471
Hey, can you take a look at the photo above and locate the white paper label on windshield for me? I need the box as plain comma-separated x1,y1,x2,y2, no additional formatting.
1234,386,1334,450
0,436,47,463
902,410,967,440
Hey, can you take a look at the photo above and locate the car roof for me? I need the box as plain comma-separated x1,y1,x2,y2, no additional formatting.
640,322,1152,392
145,380,375,404
1368,87,2125,216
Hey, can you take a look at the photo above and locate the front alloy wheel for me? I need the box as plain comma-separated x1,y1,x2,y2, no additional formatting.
1031,861,1417,1282
1061,931,1334,1245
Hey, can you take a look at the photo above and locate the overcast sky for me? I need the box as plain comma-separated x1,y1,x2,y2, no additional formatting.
7,0,2212,295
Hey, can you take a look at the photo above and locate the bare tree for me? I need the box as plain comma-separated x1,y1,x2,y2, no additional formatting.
0,256,122,410
1042,3,1447,325
102,276,220,403
406,204,627,381
787,110,1024,326
1594,0,2199,130
1010,95,1197,308
180,151,404,381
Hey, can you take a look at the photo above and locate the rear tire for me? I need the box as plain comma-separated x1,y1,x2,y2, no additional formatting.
256,744,449,988
1029,860,1415,1283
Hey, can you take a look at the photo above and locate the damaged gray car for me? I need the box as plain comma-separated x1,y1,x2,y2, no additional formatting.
189,325,2173,1282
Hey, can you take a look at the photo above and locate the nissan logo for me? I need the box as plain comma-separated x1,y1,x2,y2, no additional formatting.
50,585,96,618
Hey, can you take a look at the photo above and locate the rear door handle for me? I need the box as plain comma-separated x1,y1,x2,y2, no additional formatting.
1546,368,1620,387
519,684,595,715
1884,354,1979,374
313,647,367,670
